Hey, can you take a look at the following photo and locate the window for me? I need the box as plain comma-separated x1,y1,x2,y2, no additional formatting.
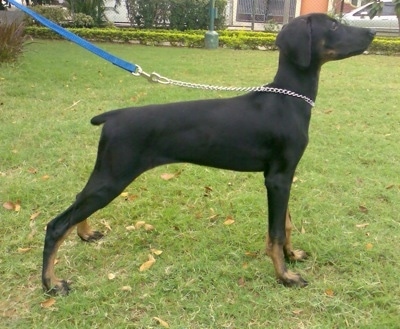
354,3,396,17
381,3,395,16
236,0,296,23
236,0,267,22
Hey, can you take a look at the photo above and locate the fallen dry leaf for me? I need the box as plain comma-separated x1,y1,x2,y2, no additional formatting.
40,298,56,308
135,221,146,229
120,192,138,201
101,220,112,231
223,216,235,225
14,202,21,212
139,254,156,272
325,289,334,297
17,247,31,253
366,243,373,250
385,184,394,190
204,186,213,196
28,218,37,239
301,225,306,234
144,223,154,231
126,194,138,201
41,175,50,180
245,251,258,258
108,273,116,280
208,214,218,221
30,212,41,221
160,173,176,181
356,223,369,228
292,309,303,315
292,176,298,183
28,167,38,174
238,277,246,286
125,225,136,231
153,317,170,328
121,285,132,291
3,200,21,212
359,205,368,214
3,201,15,210
151,248,163,255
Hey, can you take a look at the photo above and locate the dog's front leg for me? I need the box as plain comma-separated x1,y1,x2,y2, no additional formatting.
283,211,308,262
264,173,308,287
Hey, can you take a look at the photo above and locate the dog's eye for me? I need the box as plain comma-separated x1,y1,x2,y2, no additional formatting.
331,21,338,31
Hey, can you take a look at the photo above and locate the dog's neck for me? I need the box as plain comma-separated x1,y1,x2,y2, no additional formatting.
272,56,321,103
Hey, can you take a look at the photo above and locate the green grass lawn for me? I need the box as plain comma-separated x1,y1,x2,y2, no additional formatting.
1,40,400,328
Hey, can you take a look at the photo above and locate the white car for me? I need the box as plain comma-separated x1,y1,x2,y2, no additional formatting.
342,0,399,34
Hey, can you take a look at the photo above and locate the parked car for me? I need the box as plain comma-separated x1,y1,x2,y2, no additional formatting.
342,0,399,34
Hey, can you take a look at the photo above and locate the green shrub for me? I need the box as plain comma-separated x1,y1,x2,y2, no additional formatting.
124,0,226,30
70,12,94,28
24,26,400,53
369,37,400,54
24,6,68,26
65,0,105,26
0,20,27,63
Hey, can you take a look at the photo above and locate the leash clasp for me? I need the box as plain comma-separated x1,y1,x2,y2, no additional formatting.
149,72,170,85
132,66,170,85
131,65,143,77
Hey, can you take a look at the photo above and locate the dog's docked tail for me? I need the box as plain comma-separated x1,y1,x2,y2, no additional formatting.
91,110,119,126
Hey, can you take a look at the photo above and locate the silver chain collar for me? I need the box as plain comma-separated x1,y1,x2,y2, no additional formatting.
133,65,315,107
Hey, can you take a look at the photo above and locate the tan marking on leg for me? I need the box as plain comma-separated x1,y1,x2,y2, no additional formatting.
77,219,92,240
283,210,308,261
43,226,75,294
284,210,294,256
266,236,308,287
77,219,103,241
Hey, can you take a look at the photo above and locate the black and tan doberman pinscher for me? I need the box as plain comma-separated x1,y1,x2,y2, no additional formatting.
42,14,375,295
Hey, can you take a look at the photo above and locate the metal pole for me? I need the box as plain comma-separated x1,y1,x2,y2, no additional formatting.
205,0,219,49
283,0,290,25
251,0,257,31
210,0,215,31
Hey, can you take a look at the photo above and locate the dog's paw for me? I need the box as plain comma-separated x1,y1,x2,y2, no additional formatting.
78,230,104,242
278,270,308,288
286,249,308,262
44,279,71,296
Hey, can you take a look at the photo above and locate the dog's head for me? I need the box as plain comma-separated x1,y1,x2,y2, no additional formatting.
276,14,375,69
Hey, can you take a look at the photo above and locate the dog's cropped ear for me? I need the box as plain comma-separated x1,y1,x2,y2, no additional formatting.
276,17,311,68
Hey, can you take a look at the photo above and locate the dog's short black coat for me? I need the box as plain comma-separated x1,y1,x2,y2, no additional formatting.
42,13,375,295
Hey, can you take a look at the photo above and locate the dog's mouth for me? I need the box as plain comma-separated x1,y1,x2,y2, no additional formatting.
333,43,372,60
346,48,368,57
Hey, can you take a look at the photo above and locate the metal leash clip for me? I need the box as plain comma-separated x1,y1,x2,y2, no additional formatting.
149,73,170,85
131,64,143,77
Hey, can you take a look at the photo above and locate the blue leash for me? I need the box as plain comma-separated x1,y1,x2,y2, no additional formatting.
8,0,138,74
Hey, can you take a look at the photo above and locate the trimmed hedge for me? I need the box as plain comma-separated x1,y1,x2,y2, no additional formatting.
24,26,400,53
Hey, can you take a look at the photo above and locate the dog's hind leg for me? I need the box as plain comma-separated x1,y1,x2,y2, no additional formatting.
264,172,308,287
76,219,104,242
42,154,149,295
